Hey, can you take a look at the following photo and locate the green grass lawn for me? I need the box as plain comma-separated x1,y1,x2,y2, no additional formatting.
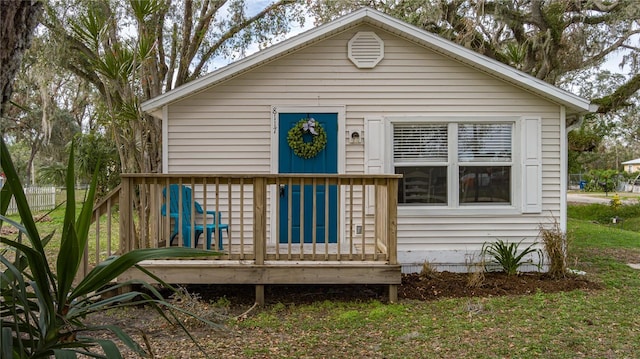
4,199,640,358
3,189,119,266
231,204,640,358
568,200,640,231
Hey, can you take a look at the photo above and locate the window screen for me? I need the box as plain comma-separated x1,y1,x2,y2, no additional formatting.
393,124,448,163
458,124,512,163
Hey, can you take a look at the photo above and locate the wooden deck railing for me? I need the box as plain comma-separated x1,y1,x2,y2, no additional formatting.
86,174,400,278
80,185,121,279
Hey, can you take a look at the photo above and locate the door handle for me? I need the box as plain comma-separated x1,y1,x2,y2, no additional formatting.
279,185,286,197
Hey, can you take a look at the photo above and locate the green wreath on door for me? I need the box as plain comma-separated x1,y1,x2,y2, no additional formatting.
287,118,327,159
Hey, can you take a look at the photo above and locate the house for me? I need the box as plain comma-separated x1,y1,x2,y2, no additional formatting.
92,8,595,303
621,158,640,173
139,7,595,273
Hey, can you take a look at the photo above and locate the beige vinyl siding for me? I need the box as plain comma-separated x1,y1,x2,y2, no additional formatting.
166,25,563,262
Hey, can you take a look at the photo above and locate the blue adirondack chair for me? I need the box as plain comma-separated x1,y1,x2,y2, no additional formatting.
161,184,229,249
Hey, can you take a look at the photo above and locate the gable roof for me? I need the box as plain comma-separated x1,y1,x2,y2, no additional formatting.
142,7,596,117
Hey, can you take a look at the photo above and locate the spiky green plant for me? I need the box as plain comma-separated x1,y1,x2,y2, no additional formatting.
481,239,542,276
0,138,218,358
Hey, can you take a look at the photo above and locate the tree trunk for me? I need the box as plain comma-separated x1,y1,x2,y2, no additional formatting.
26,142,38,185
0,0,43,117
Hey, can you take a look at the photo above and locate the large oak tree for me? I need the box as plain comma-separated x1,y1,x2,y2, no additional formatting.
0,0,43,118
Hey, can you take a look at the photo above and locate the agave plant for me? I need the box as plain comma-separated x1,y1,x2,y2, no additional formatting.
0,138,217,358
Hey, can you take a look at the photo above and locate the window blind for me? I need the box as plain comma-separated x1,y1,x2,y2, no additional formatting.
458,124,512,162
393,124,448,162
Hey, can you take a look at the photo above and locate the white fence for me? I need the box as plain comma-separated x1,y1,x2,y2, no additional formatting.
5,186,57,215
624,184,640,193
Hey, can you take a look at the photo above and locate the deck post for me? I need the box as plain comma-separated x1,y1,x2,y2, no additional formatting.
120,177,132,253
387,178,399,303
255,285,265,307
148,181,158,248
253,177,267,306
388,285,398,303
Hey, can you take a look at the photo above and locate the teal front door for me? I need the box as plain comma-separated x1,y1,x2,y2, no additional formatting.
279,113,338,243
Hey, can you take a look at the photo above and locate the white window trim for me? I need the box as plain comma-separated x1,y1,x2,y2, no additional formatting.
387,116,522,216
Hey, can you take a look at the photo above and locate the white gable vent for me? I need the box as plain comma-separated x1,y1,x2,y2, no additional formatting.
348,31,384,69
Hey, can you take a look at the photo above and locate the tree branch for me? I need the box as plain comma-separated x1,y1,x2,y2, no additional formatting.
175,0,226,87
165,22,178,92
589,0,623,12
153,0,169,93
189,0,295,81
576,28,640,71
175,0,194,87
593,73,640,114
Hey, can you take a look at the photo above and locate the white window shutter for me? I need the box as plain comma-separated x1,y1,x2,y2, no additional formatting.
521,117,542,213
365,117,385,174
365,117,385,213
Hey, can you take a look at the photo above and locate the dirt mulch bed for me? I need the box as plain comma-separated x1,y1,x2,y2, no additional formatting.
173,271,601,306
397,271,599,301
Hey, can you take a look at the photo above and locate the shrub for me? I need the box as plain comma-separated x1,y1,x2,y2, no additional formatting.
539,218,569,278
481,239,541,275
467,264,486,289
583,169,621,193
0,139,218,358
419,260,437,279
465,253,486,288
610,194,622,209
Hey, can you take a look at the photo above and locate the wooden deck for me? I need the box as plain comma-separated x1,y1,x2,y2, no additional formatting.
88,174,401,304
